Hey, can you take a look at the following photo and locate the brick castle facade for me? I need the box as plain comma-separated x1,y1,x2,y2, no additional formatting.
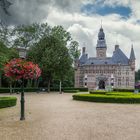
75,27,136,90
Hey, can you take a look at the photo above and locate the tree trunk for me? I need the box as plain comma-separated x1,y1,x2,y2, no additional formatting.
59,80,62,94
9,82,12,94
34,79,37,87
0,73,2,87
47,79,50,93
36,79,39,88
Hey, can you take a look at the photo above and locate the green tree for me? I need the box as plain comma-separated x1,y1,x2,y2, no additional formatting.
12,23,51,49
69,40,81,61
0,22,11,47
28,26,73,92
0,41,18,87
135,69,140,82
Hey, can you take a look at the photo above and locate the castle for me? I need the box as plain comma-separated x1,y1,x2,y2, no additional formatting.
75,26,136,90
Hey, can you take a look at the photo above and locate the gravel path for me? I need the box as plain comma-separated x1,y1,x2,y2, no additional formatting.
0,92,140,140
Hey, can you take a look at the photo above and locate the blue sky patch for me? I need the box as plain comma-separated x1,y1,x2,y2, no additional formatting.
81,3,131,18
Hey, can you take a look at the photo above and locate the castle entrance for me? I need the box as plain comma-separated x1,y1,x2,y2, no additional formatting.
98,80,105,89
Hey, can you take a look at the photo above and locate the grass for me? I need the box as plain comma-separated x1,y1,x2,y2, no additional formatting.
73,92,140,104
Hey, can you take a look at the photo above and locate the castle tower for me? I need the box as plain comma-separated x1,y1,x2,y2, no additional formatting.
129,45,135,70
96,26,107,58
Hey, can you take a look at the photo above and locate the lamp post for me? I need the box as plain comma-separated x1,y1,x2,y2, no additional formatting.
17,47,27,120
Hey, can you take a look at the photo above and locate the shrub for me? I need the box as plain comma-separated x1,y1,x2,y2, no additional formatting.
63,90,79,93
0,88,39,93
0,87,88,93
49,87,88,92
63,87,88,92
89,90,107,94
0,97,17,108
73,93,140,104
113,88,134,92
0,88,10,93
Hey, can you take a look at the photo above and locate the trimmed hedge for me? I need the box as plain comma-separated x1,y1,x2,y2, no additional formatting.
0,87,88,93
113,88,135,92
63,88,88,92
0,88,10,93
63,90,79,93
89,90,107,94
73,93,140,104
0,97,17,108
0,88,39,93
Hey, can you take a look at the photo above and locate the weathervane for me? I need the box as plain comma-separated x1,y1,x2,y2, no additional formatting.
101,19,103,28
0,0,12,15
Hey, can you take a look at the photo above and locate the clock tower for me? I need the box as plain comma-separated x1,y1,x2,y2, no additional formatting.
96,26,107,58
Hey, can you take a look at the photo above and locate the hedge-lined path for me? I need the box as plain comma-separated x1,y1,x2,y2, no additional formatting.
0,92,140,140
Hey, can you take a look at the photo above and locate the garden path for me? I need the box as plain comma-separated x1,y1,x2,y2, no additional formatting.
0,93,140,140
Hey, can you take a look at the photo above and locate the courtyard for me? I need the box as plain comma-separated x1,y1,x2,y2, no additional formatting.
0,93,140,140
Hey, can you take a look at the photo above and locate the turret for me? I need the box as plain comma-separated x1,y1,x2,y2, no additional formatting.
115,44,119,50
129,45,135,70
82,47,86,55
79,47,88,64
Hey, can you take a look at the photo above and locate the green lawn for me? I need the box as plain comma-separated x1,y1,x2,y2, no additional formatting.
73,92,140,104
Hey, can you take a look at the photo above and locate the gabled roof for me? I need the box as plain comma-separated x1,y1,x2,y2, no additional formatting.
111,48,129,65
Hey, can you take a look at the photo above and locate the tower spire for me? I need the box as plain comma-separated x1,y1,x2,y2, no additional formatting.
96,25,107,58
130,44,135,60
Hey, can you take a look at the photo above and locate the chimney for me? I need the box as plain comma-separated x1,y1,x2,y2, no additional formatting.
82,47,86,55
115,44,119,50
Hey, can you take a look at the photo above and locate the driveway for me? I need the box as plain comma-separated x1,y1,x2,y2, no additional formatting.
0,92,140,140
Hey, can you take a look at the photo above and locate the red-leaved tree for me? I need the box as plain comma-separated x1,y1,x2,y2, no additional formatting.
4,58,41,81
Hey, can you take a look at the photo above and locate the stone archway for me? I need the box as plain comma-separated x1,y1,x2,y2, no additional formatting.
98,80,105,89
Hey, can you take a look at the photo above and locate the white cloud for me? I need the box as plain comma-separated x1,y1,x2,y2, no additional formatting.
46,4,140,69
1,0,140,69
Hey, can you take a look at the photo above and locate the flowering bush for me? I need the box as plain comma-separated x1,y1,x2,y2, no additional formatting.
4,58,41,80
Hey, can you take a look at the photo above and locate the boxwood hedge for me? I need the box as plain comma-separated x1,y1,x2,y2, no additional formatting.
0,97,17,108
89,90,107,94
0,88,38,93
73,93,140,104
0,87,88,93
63,90,79,93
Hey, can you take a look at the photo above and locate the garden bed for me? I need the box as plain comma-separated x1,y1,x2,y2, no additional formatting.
73,92,140,104
63,90,79,93
89,90,107,94
0,97,17,108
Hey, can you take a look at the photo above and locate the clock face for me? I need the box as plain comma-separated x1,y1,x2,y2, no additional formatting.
100,53,103,57
97,48,106,57
99,50,104,56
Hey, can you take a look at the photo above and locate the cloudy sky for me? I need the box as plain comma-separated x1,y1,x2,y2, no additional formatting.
1,0,140,69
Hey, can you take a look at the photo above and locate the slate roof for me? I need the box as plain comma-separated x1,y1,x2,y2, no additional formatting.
79,47,129,66
130,46,135,60
79,54,88,64
84,57,113,65
111,48,129,65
